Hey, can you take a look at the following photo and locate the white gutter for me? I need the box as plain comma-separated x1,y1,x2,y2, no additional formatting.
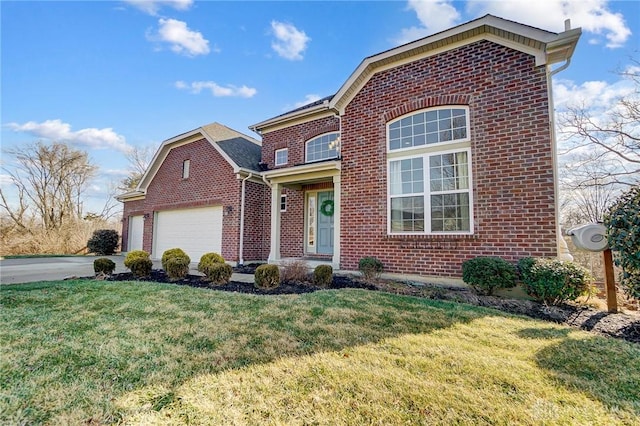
238,173,253,265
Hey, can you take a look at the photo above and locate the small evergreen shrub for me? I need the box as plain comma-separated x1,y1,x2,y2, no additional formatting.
164,256,191,280
198,252,225,276
462,257,517,295
604,185,640,300
93,257,116,275
87,229,119,255
161,248,189,271
313,264,333,288
124,250,152,278
358,257,383,281
124,250,150,268
255,264,280,289
205,263,233,285
518,257,594,305
281,260,309,283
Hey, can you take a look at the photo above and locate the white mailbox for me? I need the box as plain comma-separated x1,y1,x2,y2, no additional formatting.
567,223,608,252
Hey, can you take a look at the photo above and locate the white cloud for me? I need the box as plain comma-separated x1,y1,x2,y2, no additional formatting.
5,119,131,153
553,78,636,110
149,18,210,56
294,94,322,108
270,21,310,61
124,0,193,16
397,0,631,48
175,80,257,98
465,0,631,48
397,0,461,44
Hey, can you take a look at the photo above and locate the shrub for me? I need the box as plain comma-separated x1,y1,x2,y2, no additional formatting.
164,256,191,280
93,257,116,275
518,257,594,305
281,260,309,283
313,264,333,288
204,263,233,285
124,250,153,278
462,257,517,295
255,264,280,289
124,250,150,269
604,185,640,300
198,252,225,276
358,257,384,281
87,229,119,255
161,248,189,271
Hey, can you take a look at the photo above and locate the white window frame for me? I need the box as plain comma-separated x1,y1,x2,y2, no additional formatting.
305,132,340,163
275,148,288,166
387,147,473,235
182,159,190,179
387,106,470,153
280,194,287,212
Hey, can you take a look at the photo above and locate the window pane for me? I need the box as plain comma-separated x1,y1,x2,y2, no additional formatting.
389,108,468,150
431,193,470,232
391,196,424,232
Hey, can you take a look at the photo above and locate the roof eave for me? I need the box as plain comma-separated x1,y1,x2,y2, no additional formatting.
249,99,332,134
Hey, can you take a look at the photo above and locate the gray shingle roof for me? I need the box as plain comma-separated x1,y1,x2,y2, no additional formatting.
216,137,263,171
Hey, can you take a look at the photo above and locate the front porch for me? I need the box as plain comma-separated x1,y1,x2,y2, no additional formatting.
263,160,341,269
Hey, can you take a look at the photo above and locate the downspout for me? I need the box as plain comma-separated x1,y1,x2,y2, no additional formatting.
548,19,574,261
238,173,253,266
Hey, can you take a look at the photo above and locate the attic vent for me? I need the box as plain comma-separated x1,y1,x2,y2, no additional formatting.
567,223,608,252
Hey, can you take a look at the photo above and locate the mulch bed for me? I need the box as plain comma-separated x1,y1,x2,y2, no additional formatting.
103,266,640,345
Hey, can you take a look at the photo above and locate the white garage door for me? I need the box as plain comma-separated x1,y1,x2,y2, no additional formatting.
154,206,223,262
128,215,144,252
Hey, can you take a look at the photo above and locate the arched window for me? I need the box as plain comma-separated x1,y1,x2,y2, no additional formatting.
388,107,468,151
305,132,340,163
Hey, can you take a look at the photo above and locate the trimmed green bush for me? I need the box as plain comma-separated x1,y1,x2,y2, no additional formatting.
93,257,116,275
164,256,190,280
124,250,150,269
358,257,384,281
87,229,119,255
124,250,152,278
198,252,225,276
161,248,189,271
518,257,594,305
604,185,640,300
255,264,280,289
313,264,333,288
205,263,233,285
462,257,517,295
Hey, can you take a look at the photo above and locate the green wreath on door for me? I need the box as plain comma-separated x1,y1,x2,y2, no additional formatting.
320,199,334,216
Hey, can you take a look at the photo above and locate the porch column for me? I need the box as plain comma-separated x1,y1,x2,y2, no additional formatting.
332,174,341,269
268,182,281,264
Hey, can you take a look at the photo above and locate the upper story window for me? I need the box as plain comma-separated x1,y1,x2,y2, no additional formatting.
275,148,288,166
182,159,190,179
388,107,468,151
306,132,340,163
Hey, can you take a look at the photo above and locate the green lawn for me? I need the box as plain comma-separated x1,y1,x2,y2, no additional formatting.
1,280,639,425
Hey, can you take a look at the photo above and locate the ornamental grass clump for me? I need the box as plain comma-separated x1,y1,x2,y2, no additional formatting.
358,257,384,281
124,250,152,278
281,260,309,283
462,257,517,295
93,257,116,275
313,264,333,288
255,264,280,289
518,257,594,305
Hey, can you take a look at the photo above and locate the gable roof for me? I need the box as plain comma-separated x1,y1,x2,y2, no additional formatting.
117,122,262,201
250,14,581,133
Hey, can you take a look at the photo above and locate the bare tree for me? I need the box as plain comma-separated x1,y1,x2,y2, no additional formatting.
0,141,97,230
119,145,155,191
559,60,639,188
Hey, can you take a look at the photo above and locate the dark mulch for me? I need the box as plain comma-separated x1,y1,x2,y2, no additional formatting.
103,267,640,345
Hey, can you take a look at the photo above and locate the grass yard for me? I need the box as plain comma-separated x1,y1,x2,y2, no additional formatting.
1,280,639,425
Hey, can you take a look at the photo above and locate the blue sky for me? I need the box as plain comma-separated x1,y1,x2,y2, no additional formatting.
2,0,639,214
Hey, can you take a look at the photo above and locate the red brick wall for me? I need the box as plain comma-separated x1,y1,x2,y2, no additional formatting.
121,138,268,262
242,180,270,262
261,117,340,168
340,40,557,276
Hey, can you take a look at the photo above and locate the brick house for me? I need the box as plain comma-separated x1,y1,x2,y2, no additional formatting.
119,15,580,279
117,123,269,264
249,15,580,276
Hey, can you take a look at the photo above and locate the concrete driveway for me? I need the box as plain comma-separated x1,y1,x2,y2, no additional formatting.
0,256,161,285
